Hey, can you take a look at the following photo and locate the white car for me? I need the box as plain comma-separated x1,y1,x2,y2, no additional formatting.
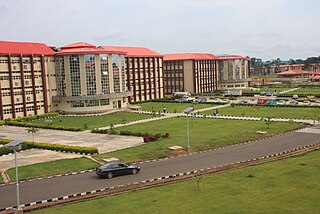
210,98,227,103
277,100,286,105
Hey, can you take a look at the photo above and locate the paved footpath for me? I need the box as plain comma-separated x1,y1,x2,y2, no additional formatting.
0,124,319,210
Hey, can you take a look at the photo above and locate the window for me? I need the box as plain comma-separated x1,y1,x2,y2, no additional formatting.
100,54,110,94
69,55,81,96
85,54,97,96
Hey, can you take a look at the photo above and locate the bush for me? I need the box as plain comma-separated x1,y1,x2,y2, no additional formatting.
0,138,98,156
143,135,160,142
91,129,108,134
162,133,170,138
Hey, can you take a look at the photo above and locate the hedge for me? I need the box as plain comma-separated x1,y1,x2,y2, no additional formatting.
231,103,320,108
5,120,81,132
0,138,98,156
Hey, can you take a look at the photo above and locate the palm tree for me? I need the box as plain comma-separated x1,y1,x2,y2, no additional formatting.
27,127,39,142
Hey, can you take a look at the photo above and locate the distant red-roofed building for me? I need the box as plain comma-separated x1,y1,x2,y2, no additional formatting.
276,70,312,78
103,46,164,102
163,53,218,94
0,40,56,120
216,55,250,90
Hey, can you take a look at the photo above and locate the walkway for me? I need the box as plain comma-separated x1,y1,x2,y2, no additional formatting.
278,88,299,94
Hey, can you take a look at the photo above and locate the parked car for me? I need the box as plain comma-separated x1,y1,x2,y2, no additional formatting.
257,98,268,104
196,97,207,103
260,91,267,96
210,98,227,103
239,99,248,104
292,94,299,99
314,101,320,106
301,101,311,105
265,92,272,96
95,162,140,179
267,98,277,105
277,100,286,105
288,100,298,105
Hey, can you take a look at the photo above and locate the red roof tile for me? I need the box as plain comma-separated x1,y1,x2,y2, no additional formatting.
217,55,249,60
103,46,162,57
0,40,54,55
312,75,320,79
277,70,311,75
56,42,126,55
164,53,218,61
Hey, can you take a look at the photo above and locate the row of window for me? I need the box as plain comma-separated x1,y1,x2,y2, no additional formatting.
71,99,110,108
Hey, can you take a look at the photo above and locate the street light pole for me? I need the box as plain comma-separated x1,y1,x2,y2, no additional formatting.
14,150,20,210
183,106,194,151
4,140,23,212
187,113,190,150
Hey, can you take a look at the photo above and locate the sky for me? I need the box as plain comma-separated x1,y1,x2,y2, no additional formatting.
0,0,319,61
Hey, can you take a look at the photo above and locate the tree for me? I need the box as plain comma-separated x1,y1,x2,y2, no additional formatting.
27,127,39,142
288,59,296,65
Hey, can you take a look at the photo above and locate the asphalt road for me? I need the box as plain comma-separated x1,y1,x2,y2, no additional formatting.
0,125,319,209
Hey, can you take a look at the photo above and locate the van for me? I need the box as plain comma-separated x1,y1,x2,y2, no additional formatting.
267,98,277,105
257,98,268,104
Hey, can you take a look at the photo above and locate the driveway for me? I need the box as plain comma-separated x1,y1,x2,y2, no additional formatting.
0,126,144,153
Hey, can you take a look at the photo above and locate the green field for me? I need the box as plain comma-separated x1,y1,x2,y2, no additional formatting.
0,174,3,184
201,105,320,119
30,113,154,130
134,102,218,113
95,117,301,162
286,88,320,95
7,157,99,181
33,150,320,214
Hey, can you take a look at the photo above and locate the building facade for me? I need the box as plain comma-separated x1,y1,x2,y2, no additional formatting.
103,46,164,102
217,55,250,90
52,42,132,114
163,53,218,94
0,41,56,120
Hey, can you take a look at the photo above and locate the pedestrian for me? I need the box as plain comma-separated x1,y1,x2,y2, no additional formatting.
152,107,155,113
163,106,167,113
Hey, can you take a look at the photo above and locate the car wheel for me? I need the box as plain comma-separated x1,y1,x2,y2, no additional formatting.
132,169,138,175
106,172,113,179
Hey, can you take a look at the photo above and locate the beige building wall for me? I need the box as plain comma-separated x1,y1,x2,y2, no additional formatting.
183,60,194,93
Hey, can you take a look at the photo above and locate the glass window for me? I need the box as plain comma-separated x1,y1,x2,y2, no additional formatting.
85,54,96,96
112,54,120,93
69,55,81,96
100,54,110,94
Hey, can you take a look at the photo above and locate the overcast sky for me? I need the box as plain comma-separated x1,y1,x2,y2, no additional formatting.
1,0,319,60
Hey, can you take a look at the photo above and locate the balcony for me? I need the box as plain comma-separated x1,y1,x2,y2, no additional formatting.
52,91,133,102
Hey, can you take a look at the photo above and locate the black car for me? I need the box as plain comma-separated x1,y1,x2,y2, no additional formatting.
95,162,140,179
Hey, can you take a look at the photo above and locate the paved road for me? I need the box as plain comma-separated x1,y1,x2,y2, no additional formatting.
0,125,319,209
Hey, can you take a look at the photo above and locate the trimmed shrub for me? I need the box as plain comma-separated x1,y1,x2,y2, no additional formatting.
162,133,170,138
143,135,160,142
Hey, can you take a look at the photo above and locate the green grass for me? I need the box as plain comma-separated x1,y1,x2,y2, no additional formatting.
30,113,153,130
0,173,3,184
286,88,320,95
201,105,320,119
33,150,320,214
135,102,219,113
95,117,301,162
7,157,99,181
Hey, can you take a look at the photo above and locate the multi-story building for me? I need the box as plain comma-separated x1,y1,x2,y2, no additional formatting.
103,46,164,102
217,55,250,90
163,53,218,94
52,42,132,114
0,41,56,120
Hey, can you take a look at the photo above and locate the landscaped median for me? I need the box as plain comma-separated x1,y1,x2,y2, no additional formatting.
94,117,303,163
201,104,320,120
6,157,99,181
4,112,155,131
31,150,320,213
0,138,98,156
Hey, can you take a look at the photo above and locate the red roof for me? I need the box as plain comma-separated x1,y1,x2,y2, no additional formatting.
277,70,311,75
56,42,126,55
312,75,320,79
164,53,218,61
217,55,249,60
102,46,163,57
0,40,54,56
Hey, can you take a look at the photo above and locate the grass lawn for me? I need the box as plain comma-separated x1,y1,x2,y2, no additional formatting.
94,117,301,162
7,157,99,181
33,150,320,214
253,87,294,93
286,88,320,95
0,173,3,184
30,113,153,130
133,102,220,113
201,105,320,119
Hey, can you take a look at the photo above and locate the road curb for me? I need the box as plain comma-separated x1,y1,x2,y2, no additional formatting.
1,142,319,213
